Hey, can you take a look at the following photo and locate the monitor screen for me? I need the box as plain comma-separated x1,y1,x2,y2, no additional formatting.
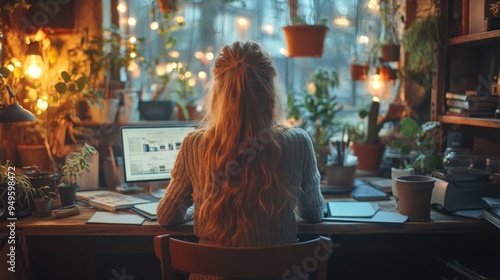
121,125,196,183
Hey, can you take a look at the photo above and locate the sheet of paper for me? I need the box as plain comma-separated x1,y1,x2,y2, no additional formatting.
87,211,145,225
327,201,380,218
133,202,159,216
323,211,408,223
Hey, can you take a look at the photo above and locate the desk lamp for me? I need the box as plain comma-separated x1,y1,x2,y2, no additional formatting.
0,85,36,123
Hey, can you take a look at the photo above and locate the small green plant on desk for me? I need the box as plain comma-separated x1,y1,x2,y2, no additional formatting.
59,143,97,187
57,144,97,207
388,117,441,174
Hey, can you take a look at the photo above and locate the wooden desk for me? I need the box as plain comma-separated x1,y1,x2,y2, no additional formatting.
2,197,500,280
8,197,498,237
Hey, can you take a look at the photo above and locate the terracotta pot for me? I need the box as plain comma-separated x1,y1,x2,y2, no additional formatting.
157,0,177,13
350,64,369,81
325,164,357,187
391,167,415,199
378,66,397,81
177,104,200,121
282,25,328,57
380,44,400,62
351,143,385,171
17,144,51,170
395,175,435,221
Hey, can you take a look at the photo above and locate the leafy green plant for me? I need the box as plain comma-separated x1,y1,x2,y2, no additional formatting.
0,161,37,209
58,143,97,187
287,68,342,172
388,117,441,173
287,0,327,26
36,185,56,200
401,13,445,88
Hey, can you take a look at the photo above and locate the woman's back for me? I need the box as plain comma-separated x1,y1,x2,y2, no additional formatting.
156,41,323,251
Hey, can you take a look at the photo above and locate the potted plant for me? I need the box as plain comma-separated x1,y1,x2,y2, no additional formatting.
57,143,97,207
0,160,38,218
401,12,445,90
379,0,404,62
486,1,500,31
32,185,56,217
287,68,343,175
7,120,54,171
386,117,440,198
175,64,200,121
347,98,387,172
282,0,329,57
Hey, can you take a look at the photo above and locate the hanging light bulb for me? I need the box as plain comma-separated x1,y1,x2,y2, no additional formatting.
23,42,46,80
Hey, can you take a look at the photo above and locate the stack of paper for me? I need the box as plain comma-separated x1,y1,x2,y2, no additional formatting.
323,201,407,223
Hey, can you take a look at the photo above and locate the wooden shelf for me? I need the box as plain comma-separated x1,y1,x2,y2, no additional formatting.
438,115,500,128
448,30,500,46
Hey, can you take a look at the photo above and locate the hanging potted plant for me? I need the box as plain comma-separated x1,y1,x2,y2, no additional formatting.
379,0,404,62
282,0,329,58
57,143,97,207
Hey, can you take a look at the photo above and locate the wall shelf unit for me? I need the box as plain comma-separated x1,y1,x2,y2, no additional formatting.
432,0,500,152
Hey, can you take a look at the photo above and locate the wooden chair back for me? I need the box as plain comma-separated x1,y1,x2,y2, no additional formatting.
154,234,333,280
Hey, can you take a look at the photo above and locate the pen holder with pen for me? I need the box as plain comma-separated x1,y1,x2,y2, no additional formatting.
325,164,357,187
325,140,358,187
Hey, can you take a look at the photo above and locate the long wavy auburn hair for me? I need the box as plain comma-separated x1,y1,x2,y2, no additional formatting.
196,41,294,245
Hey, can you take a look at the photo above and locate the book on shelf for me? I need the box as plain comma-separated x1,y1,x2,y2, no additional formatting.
445,91,499,102
76,190,151,212
445,99,498,110
446,107,496,117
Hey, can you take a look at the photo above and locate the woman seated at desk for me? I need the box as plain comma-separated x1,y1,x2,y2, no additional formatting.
156,41,324,252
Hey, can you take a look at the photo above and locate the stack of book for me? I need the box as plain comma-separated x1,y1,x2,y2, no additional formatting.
445,91,499,118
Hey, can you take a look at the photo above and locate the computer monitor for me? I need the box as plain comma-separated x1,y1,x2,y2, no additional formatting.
121,125,196,183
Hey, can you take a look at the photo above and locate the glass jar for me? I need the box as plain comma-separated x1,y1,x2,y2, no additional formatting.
442,148,473,174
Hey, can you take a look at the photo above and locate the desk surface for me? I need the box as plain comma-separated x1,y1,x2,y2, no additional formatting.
4,196,498,237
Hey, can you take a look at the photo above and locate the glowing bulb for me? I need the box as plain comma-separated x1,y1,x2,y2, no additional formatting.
150,21,159,30
279,48,287,56
6,63,15,72
373,96,380,102
155,64,166,76
205,52,214,61
129,37,136,43
198,71,207,80
237,17,250,29
334,16,350,27
37,98,48,111
194,51,204,59
176,16,184,23
176,62,182,69
130,52,137,58
188,77,196,87
262,24,274,35
166,63,174,73
367,0,379,12
23,54,44,79
357,35,369,44
169,51,180,58
128,17,137,26
185,71,192,78
117,3,127,13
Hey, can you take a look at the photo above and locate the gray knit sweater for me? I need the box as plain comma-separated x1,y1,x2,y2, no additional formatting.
156,127,324,277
